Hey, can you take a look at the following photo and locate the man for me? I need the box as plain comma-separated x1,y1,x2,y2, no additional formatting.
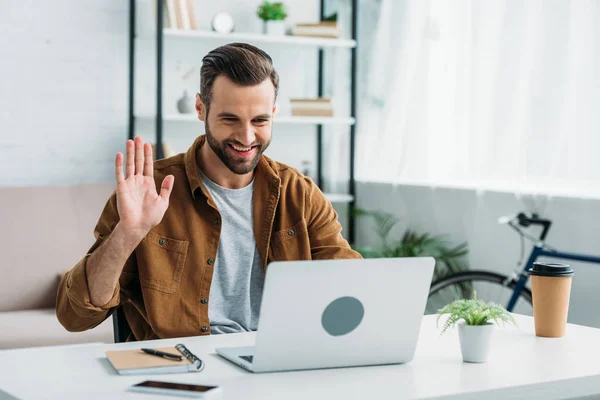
56,43,361,341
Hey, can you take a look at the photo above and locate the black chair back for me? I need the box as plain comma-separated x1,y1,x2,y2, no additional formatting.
112,306,134,343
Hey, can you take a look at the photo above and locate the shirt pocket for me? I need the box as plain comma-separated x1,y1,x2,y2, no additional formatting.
136,231,189,294
270,219,311,261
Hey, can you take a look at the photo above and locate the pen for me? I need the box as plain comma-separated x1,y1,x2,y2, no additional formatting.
141,348,183,361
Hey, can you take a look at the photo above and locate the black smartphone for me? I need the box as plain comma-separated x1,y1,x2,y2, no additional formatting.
130,380,221,398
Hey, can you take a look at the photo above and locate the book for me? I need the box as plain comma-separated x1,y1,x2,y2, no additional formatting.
291,27,339,38
291,108,334,117
171,0,184,29
177,0,191,30
164,0,178,29
295,21,338,28
291,22,340,38
163,1,171,28
290,98,333,105
106,344,204,375
186,0,198,30
291,98,334,116
291,103,334,110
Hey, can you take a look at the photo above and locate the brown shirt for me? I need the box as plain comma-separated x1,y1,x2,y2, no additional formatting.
56,135,361,341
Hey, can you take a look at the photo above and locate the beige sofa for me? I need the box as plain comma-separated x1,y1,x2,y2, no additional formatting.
0,183,116,349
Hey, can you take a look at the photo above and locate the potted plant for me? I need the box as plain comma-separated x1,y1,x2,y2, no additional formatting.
437,291,517,363
352,208,469,283
257,1,288,36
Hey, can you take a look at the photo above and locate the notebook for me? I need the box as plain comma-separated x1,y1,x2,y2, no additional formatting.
105,343,204,375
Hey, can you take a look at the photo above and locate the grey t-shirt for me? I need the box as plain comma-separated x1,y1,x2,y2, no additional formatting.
200,170,265,334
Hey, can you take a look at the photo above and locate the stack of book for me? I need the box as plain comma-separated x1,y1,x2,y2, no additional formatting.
290,21,339,38
290,98,334,117
162,0,198,30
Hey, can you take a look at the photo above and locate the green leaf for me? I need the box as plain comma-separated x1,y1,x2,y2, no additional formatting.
436,290,518,334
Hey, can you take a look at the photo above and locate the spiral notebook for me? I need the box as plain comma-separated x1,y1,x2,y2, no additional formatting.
105,344,204,375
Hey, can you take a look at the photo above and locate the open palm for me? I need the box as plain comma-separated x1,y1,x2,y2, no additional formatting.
115,137,174,236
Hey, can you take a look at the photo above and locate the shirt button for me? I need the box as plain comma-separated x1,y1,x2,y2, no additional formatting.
201,298,208,304
158,238,166,245
201,326,208,332
288,229,295,236
207,257,214,265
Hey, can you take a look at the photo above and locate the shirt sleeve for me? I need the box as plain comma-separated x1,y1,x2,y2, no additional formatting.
305,177,363,260
55,191,128,332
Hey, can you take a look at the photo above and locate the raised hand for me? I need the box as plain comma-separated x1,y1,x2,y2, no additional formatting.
114,137,174,238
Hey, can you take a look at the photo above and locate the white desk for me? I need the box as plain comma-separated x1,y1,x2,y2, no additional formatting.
2,314,600,399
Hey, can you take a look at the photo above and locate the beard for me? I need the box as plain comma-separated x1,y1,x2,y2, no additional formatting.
205,118,271,175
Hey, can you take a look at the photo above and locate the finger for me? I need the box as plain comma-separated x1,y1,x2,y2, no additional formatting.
134,136,144,175
159,175,175,201
125,140,134,178
143,142,154,177
115,152,125,184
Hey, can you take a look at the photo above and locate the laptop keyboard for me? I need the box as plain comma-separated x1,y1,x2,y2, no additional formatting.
239,355,254,363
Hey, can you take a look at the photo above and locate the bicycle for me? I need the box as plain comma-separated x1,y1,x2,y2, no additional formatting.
425,212,600,315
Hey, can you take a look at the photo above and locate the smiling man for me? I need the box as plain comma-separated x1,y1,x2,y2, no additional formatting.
56,43,361,341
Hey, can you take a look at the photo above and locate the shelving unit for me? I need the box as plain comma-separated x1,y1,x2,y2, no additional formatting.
128,0,358,242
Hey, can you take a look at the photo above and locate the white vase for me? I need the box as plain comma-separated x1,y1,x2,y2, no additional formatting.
458,322,494,363
264,20,286,36
176,90,194,114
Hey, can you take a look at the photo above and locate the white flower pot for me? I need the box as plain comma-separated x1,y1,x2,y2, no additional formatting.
458,322,494,363
264,20,286,36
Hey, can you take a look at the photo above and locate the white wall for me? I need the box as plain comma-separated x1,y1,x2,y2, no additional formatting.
0,1,128,186
355,181,600,328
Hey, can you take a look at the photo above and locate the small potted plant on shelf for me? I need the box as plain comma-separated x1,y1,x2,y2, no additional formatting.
437,291,517,363
257,1,288,36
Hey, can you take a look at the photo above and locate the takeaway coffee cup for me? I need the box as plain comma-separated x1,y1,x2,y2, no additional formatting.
530,262,574,338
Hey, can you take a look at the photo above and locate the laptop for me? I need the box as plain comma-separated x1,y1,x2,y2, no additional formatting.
216,257,435,373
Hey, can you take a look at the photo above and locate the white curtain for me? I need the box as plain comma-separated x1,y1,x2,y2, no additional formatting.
357,0,600,198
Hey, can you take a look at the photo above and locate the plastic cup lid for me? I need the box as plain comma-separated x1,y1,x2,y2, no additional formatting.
529,262,574,277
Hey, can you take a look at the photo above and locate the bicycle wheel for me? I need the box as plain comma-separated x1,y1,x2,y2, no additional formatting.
426,271,533,316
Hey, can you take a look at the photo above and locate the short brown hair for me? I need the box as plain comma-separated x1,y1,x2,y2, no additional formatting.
200,43,279,110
